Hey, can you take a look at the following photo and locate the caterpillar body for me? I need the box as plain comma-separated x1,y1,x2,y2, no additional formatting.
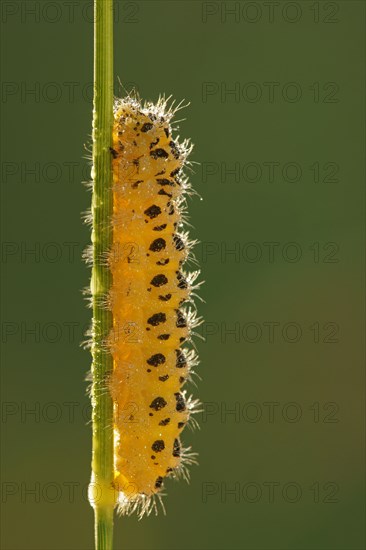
101,95,201,517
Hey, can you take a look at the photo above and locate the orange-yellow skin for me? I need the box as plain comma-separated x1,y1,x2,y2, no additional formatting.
109,102,191,498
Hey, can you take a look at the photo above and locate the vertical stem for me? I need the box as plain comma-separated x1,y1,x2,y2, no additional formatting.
90,1,115,549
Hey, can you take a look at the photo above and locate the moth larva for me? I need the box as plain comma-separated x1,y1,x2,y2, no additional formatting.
107,95,201,517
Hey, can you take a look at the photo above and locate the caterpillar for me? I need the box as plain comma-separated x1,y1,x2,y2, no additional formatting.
99,95,202,518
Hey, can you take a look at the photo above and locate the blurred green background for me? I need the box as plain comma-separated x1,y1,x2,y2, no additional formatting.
1,1,365,549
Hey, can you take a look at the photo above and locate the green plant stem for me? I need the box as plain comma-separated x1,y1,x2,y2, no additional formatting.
90,0,115,549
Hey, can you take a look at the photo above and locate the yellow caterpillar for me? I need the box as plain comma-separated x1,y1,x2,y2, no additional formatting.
106,96,201,517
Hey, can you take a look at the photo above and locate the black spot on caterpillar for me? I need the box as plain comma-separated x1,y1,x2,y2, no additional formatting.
176,350,187,368
141,122,153,132
159,418,171,426
149,238,166,252
156,178,175,187
155,477,164,489
150,274,168,287
156,259,169,266
173,439,181,457
147,353,166,367
175,392,186,412
144,205,161,219
159,293,172,302
147,312,166,326
173,235,185,251
150,148,169,160
150,397,167,411
152,440,165,453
